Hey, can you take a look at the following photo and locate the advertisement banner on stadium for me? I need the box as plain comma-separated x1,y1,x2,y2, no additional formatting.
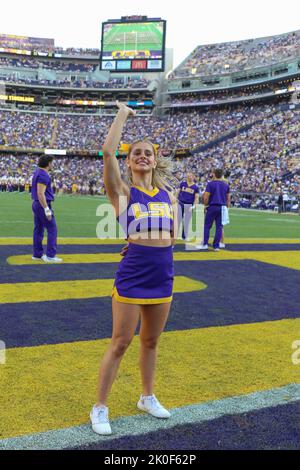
0,94,34,103
32,51,54,58
147,59,162,69
132,60,147,70
57,99,105,107
45,149,66,156
0,47,31,55
101,60,116,70
116,60,131,70
0,33,54,50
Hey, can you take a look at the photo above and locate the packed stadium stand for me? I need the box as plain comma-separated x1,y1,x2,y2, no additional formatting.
169,29,300,78
0,28,299,211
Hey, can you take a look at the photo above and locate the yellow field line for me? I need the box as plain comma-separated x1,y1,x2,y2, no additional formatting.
1,237,300,246
7,251,300,271
0,276,207,304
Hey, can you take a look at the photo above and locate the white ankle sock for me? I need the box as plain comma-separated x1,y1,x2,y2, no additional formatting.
94,404,107,411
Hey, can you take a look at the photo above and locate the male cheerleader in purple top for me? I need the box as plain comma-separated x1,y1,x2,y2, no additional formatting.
196,168,230,251
90,102,177,435
31,156,62,263
178,172,199,240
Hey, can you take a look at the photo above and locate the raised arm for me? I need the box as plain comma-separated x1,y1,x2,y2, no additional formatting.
102,101,136,209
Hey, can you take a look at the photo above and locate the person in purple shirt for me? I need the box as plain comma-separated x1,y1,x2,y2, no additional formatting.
178,172,199,240
196,168,230,251
31,156,62,263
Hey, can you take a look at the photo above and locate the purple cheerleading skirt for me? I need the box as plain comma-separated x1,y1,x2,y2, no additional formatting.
112,243,174,305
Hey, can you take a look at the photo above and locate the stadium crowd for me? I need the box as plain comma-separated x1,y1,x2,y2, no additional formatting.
169,85,283,105
0,73,150,89
54,47,99,57
0,38,99,56
0,104,276,151
170,30,300,78
0,103,299,208
0,56,97,72
190,108,300,195
0,152,299,212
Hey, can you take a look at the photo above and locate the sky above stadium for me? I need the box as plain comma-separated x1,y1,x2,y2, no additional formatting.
0,0,300,67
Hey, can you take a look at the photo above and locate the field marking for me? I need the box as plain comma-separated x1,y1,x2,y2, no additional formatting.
267,219,299,224
0,276,206,304
229,214,258,218
176,250,300,270
0,221,101,225
1,237,300,245
0,383,299,450
232,208,300,216
230,214,300,222
0,237,127,245
6,250,300,271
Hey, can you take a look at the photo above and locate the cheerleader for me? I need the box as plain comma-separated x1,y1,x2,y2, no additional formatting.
90,102,177,435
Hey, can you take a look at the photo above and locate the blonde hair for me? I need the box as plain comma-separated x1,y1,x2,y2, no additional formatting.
126,139,177,191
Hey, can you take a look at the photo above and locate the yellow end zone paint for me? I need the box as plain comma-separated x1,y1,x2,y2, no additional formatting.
0,237,126,245
175,251,300,271
7,253,122,265
1,237,300,245
0,277,207,304
7,251,300,271
0,318,299,439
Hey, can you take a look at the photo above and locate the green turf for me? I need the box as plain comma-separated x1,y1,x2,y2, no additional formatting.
0,192,300,238
103,22,163,53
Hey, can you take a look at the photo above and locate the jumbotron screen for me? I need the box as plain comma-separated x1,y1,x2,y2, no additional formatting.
100,19,166,73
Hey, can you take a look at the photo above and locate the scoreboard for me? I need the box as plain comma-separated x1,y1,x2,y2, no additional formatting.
100,17,166,73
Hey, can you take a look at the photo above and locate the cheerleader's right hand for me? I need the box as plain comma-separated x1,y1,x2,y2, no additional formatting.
116,101,136,117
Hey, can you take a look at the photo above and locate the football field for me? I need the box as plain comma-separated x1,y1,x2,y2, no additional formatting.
1,192,300,238
0,192,299,450
103,22,163,54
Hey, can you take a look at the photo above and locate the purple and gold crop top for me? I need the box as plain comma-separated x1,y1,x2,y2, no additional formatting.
117,185,174,238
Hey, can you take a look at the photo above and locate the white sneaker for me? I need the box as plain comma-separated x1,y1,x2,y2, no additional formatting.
32,255,46,261
195,244,209,250
44,256,63,263
214,248,220,252
219,243,226,248
90,405,112,435
137,394,171,419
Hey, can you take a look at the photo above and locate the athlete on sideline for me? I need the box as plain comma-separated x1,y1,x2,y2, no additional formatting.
90,102,177,435
31,155,62,263
220,169,231,248
196,168,230,251
178,172,199,241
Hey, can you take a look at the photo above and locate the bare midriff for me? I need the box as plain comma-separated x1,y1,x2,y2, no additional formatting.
127,230,173,247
